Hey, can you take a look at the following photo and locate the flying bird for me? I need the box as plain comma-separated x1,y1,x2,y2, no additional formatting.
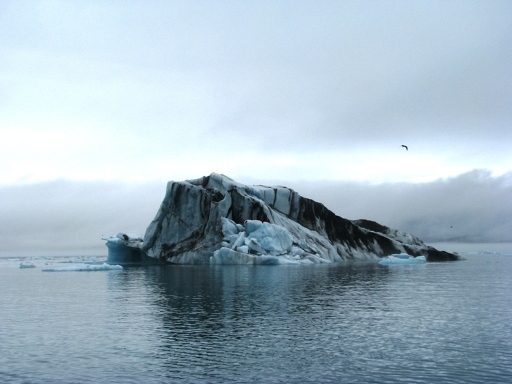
401,145,408,151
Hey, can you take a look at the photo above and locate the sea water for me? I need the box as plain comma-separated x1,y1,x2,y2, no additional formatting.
1,248,511,383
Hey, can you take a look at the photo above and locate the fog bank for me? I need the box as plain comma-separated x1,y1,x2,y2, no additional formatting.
1,169,510,256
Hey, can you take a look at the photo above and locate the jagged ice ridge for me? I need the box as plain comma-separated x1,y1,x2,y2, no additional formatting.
104,173,458,265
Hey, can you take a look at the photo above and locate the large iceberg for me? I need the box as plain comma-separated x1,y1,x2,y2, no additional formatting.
104,173,459,265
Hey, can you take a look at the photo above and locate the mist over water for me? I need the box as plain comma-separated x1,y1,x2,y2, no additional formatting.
1,251,511,383
2,170,511,258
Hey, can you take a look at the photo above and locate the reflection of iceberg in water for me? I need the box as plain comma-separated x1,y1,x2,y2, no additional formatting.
42,263,123,272
103,261,394,376
378,254,427,265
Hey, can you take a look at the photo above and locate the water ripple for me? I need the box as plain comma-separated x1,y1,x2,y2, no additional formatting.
1,255,511,383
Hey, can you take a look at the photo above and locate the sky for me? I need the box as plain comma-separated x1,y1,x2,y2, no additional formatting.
1,1,511,256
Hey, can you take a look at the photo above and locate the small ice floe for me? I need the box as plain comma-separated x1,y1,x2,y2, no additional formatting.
42,263,123,272
379,253,427,265
19,262,37,269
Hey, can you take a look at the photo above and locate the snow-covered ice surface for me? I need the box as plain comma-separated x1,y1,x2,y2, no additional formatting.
42,263,122,272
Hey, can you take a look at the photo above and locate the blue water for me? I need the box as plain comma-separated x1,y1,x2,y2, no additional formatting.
1,252,511,383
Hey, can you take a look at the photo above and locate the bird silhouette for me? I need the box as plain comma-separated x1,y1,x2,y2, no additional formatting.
401,145,408,151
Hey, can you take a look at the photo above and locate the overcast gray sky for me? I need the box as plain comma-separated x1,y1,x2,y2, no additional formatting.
1,1,511,255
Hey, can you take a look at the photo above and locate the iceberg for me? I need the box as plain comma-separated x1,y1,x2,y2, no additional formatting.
104,173,459,265
41,263,123,272
378,254,427,265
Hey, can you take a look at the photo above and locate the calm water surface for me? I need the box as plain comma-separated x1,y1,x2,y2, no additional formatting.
1,253,511,383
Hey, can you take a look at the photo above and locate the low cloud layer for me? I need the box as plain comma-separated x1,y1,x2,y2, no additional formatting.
1,169,510,256
285,169,512,243
0,180,164,256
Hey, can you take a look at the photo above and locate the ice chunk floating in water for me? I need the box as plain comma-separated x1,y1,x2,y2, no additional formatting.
19,262,36,269
379,254,427,265
42,263,123,272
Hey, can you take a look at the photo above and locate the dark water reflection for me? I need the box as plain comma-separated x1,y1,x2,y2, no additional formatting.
103,257,512,383
144,263,392,334
2,256,511,383
105,263,398,383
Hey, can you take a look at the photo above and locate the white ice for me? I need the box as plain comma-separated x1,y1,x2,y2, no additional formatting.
19,261,36,268
378,254,426,265
42,263,123,272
